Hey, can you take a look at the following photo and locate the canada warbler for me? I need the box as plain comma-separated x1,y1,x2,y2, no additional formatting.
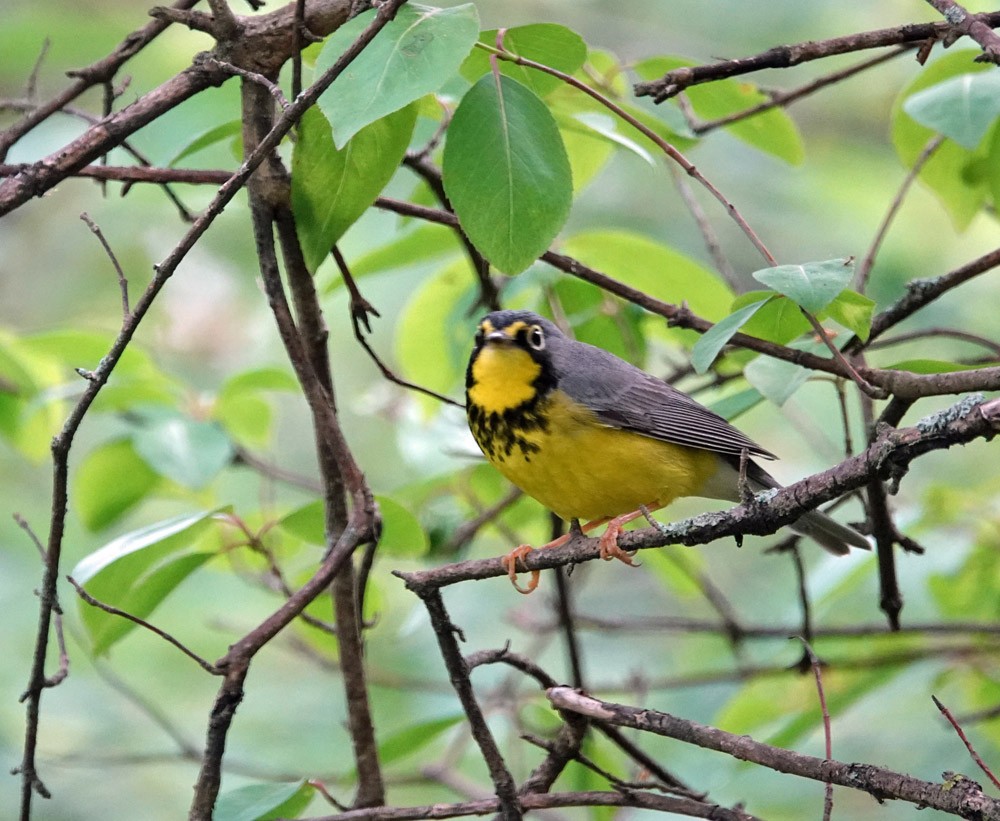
465,309,870,592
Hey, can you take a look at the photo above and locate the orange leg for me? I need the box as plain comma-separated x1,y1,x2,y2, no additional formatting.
502,510,649,594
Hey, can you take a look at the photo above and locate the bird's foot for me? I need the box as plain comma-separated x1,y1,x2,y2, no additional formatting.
501,532,571,594
597,512,641,566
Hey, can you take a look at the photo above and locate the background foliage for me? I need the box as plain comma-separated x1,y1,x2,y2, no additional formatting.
2,1,1000,819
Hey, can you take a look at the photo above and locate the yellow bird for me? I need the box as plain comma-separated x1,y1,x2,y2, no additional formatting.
465,310,870,592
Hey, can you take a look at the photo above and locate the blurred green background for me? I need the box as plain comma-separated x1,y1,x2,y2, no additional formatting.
3,1,1000,819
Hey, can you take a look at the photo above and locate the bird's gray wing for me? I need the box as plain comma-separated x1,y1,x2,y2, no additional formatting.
554,338,776,461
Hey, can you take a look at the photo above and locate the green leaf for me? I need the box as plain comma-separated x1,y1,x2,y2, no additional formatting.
166,120,242,166
378,714,464,765
743,352,810,407
215,780,314,821
634,56,804,164
396,258,478,399
292,103,417,273
460,24,587,97
558,230,733,324
279,500,325,545
690,299,768,374
337,221,459,283
443,74,573,274
72,509,223,654
752,258,854,315
566,111,655,165
74,439,160,531
885,358,982,374
220,367,298,395
316,3,480,147
214,367,298,447
892,50,993,229
378,495,430,557
131,408,234,490
903,71,1000,150
731,290,811,345
743,336,841,406
824,289,874,341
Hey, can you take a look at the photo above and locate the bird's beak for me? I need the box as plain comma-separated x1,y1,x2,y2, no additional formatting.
484,330,513,345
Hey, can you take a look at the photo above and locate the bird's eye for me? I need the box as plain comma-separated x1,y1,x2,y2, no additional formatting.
474,326,485,345
526,325,545,351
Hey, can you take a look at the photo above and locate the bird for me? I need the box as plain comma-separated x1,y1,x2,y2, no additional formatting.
464,309,870,592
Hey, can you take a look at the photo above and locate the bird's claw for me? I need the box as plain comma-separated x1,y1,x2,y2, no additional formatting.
501,544,541,594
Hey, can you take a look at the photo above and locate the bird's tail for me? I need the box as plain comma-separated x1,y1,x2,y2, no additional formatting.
705,457,871,555
789,507,871,555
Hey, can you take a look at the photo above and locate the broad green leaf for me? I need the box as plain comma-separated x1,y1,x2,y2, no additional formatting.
752,258,854,315
396,259,478,399
566,111,655,165
214,394,272,448
552,112,617,192
131,408,234,489
743,353,810,407
214,367,298,447
292,104,417,273
691,299,768,374
73,509,223,654
166,120,242,166
378,496,429,557
215,780,314,821
885,358,983,374
460,23,587,97
279,500,325,545
74,439,160,531
824,289,874,341
316,3,479,147
331,221,458,285
765,665,906,751
903,71,1000,150
23,329,159,378
443,74,573,274
731,290,811,344
930,539,1000,619
558,230,733,325
892,50,993,229
634,56,804,164
985,119,1000,213
743,336,841,406
220,367,298,396
378,714,464,765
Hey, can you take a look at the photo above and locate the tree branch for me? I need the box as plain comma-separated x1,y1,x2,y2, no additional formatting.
548,687,1000,819
396,396,1000,592
634,13,1000,101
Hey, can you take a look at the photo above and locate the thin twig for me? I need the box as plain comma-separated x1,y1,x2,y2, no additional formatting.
633,13,1000,100
331,246,464,408
798,639,834,821
80,212,130,318
856,134,945,291
932,695,1000,790
692,46,913,135
67,576,219,673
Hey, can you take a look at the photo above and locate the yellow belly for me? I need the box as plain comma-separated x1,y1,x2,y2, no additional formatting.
481,390,721,522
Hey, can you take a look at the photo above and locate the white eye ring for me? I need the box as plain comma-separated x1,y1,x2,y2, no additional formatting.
526,325,545,351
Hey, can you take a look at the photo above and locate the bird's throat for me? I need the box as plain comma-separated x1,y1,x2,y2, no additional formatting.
467,345,541,413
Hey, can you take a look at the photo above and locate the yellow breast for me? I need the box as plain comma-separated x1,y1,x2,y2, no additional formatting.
469,380,721,522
